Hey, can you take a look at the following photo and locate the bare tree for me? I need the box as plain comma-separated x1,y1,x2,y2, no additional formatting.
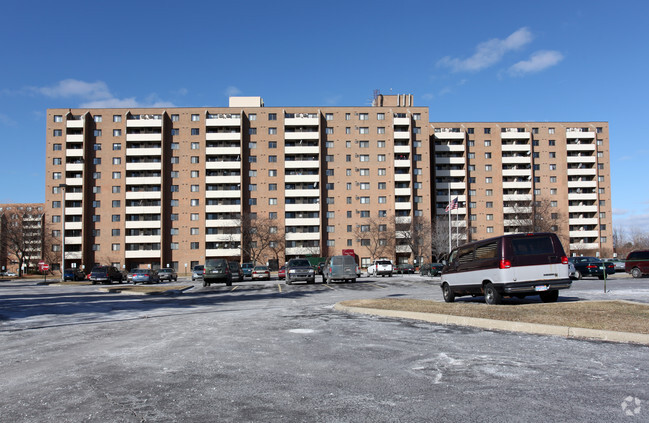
394,215,431,265
353,215,395,261
431,215,451,261
1,213,44,277
239,214,275,265
267,223,286,267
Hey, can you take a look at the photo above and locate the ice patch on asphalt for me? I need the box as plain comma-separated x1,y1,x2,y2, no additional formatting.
288,329,315,334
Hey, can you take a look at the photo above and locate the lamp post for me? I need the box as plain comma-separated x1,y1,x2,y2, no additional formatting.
58,183,66,275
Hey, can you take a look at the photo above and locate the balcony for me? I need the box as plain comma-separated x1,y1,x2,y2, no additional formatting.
435,169,465,178
568,205,598,213
205,175,241,184
285,189,319,197
66,149,84,157
206,234,241,242
66,134,84,142
126,118,162,128
395,216,411,225
125,235,162,244
569,230,599,238
502,169,532,177
435,143,465,152
126,147,162,156
125,176,161,185
206,116,241,127
503,194,533,201
434,130,464,140
125,220,161,229
125,206,161,214
569,218,599,225
567,155,596,163
206,132,241,141
286,246,321,256
64,222,82,230
65,178,83,186
394,173,411,182
285,115,319,126
126,162,162,171
395,202,412,210
286,232,320,241
285,146,319,155
568,193,598,201
65,192,84,201
126,191,161,200
205,219,240,228
566,129,595,139
566,143,595,152
66,120,84,128
285,160,320,169
435,156,465,165
125,133,162,142
396,245,412,253
205,190,242,199
394,131,410,140
285,174,318,183
502,181,532,189
206,248,240,257
394,145,410,154
501,144,531,152
567,180,597,188
125,250,161,259
501,131,531,140
285,131,319,140
569,242,599,250
206,161,241,170
64,237,82,245
393,117,410,126
285,218,320,226
394,188,411,196
435,181,465,190
567,168,596,176
285,203,320,212
65,163,84,172
501,156,531,164
206,204,240,213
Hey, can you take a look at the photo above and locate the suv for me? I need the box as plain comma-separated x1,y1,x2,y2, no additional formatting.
626,250,649,278
367,259,393,277
441,233,570,305
158,268,178,282
229,262,244,282
204,259,232,287
89,266,123,285
286,258,316,285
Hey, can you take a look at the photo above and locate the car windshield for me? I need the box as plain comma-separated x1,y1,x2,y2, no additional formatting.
134,269,149,274
290,259,310,267
254,266,268,271
159,269,172,273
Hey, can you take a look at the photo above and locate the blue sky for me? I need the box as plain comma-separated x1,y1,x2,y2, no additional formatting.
1,0,647,231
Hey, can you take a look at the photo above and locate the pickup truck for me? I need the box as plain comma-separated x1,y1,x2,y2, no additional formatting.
367,259,393,277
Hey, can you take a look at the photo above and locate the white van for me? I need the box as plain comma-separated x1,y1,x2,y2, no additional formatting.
440,233,571,305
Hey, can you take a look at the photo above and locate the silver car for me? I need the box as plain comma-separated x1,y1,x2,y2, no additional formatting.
192,265,204,281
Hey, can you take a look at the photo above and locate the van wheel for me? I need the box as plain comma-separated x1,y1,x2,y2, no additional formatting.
286,280,292,285
540,290,559,303
484,283,502,305
574,270,582,280
442,283,455,303
631,267,642,279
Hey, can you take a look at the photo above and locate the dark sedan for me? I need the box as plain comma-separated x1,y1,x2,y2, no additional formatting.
569,257,615,280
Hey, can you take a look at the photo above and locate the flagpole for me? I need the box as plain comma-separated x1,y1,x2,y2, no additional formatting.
448,185,451,254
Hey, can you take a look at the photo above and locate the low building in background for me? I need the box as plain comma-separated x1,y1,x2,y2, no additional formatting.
0,204,46,274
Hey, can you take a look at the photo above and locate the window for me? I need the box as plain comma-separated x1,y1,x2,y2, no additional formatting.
190,242,200,250
248,113,256,121
190,128,200,136
171,142,179,150
111,215,120,222
268,113,277,120
249,156,257,163
171,128,179,136
549,128,555,134
550,164,557,171
325,113,334,121
378,196,387,204
360,183,370,190
469,202,476,208
170,114,178,122
249,142,257,149
485,177,492,184
359,141,369,148
269,212,277,219
191,185,199,192
249,184,257,191
94,143,102,150
53,158,61,165
485,165,492,171
112,143,122,151
94,130,102,137
268,127,277,135
487,214,493,221
249,128,257,135
191,142,200,150
359,155,369,162
53,143,62,150
92,215,100,222
378,168,386,176
549,140,556,146
112,171,121,179
171,185,179,192
486,227,494,233
378,154,386,162
325,127,334,134
52,201,61,208
53,115,63,122
360,197,370,204
377,113,385,120
113,129,122,136
378,182,386,190
268,155,277,163
249,198,257,205
92,172,101,179
190,213,199,221
171,171,179,178
468,153,475,159
550,176,557,183
269,141,277,148
191,114,200,121
484,128,491,134
269,198,278,205
359,113,369,120
269,169,277,177
359,127,369,134
190,199,200,207
486,202,493,208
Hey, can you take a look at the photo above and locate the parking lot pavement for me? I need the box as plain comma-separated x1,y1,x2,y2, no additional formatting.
1,275,648,422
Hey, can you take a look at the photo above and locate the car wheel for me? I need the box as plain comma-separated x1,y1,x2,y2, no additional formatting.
540,290,559,303
286,280,292,285
351,278,356,283
442,283,455,303
631,267,642,279
484,283,502,305
575,270,582,280
226,280,232,287
598,275,605,280
307,278,315,284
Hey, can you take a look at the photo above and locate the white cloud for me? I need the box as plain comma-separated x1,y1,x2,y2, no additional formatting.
225,86,242,97
32,79,175,108
437,27,533,72
508,50,564,76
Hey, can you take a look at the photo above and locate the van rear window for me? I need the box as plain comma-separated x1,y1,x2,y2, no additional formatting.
511,237,554,255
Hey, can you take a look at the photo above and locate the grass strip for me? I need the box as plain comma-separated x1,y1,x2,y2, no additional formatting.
340,299,649,334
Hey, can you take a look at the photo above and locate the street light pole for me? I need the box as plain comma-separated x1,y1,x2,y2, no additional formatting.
58,183,66,275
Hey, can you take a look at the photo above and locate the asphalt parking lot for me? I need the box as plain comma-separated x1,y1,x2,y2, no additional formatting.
1,273,648,422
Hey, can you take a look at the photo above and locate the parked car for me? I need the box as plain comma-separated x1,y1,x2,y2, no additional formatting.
441,233,570,305
204,258,232,287
158,268,178,282
323,255,358,284
63,268,86,281
626,250,649,279
131,269,160,284
568,261,578,280
604,258,626,272
367,259,393,277
252,265,270,280
89,266,123,284
126,269,138,283
569,257,614,280
286,258,316,285
229,262,244,282
192,265,204,281
241,262,255,278
6,271,17,277
395,263,415,274
278,266,286,279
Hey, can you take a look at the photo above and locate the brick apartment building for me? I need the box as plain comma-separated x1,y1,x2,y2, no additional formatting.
0,203,46,274
44,94,611,273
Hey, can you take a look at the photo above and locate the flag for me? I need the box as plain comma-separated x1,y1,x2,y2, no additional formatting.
445,197,459,212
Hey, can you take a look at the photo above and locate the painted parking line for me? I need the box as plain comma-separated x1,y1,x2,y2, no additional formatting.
231,286,239,292
277,284,282,293
322,284,335,290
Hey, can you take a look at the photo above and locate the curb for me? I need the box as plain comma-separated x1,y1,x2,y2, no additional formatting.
333,303,649,346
